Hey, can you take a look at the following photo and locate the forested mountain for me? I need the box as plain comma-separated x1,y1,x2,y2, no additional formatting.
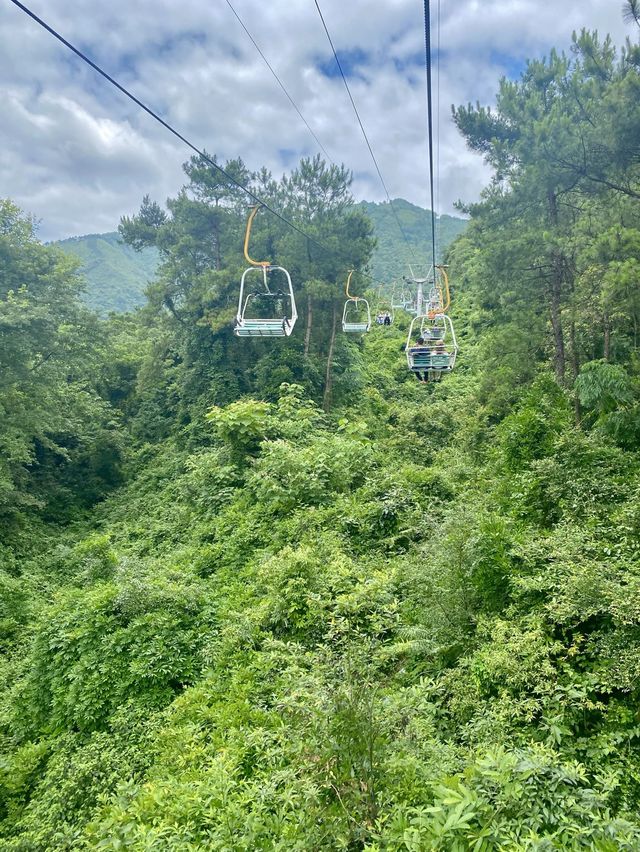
54,201,466,315
2,23,640,852
54,232,159,314
360,198,468,282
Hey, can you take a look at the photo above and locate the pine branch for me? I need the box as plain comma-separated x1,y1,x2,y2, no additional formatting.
623,0,640,27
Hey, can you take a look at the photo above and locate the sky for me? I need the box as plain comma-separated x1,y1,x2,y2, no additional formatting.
0,0,634,240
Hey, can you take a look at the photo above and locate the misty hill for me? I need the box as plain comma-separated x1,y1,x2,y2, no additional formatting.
56,201,466,313
55,232,159,314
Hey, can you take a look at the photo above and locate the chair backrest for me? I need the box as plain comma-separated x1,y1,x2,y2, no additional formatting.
430,353,451,368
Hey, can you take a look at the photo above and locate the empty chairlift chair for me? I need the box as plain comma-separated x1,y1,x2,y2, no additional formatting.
342,269,371,333
391,284,407,310
234,205,297,338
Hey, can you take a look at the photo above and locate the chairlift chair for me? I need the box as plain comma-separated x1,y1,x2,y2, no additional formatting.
234,205,297,338
235,266,297,337
392,282,415,312
342,270,371,333
405,313,458,374
391,294,403,310
343,298,371,333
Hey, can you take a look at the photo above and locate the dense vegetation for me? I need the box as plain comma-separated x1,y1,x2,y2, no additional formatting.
2,23,640,851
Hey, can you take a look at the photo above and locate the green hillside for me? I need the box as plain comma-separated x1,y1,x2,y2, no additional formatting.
54,202,465,315
3,23,640,847
360,198,468,283
55,232,159,314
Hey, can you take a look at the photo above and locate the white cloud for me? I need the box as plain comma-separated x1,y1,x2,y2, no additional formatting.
0,0,635,240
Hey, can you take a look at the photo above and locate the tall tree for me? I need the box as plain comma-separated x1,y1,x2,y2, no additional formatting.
119,155,374,420
453,31,640,386
0,201,121,522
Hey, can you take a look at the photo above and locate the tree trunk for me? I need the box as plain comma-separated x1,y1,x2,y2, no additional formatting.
603,312,611,361
323,303,338,411
570,320,581,426
213,223,221,270
549,267,566,383
547,190,566,384
304,293,313,357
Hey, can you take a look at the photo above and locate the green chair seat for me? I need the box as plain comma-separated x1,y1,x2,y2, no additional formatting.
235,319,287,337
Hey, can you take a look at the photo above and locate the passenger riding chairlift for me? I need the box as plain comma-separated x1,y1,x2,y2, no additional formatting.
405,265,459,378
375,307,394,326
342,269,371,333
375,290,394,326
234,205,297,337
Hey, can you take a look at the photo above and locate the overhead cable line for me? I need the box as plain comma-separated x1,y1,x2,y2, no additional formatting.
312,0,419,267
9,0,382,278
7,0,321,248
223,0,334,165
423,0,437,273
435,0,441,264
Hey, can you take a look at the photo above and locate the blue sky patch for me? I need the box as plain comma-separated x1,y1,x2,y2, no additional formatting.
393,50,424,74
317,46,369,80
489,50,527,80
278,147,297,165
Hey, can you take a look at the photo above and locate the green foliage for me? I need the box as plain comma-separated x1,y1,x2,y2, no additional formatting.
0,570,31,651
497,375,571,471
576,360,640,447
206,398,274,459
1,707,158,850
249,432,372,514
3,19,640,845
375,746,640,850
13,562,215,737
359,199,467,284
0,200,124,524
576,360,634,415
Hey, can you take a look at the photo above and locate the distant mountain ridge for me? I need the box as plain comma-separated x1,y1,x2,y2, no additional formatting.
55,232,159,314
359,198,468,284
56,201,467,314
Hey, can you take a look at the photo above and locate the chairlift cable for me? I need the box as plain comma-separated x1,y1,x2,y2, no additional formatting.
312,0,419,267
8,0,366,273
223,0,335,165
435,0,441,265
7,0,317,246
423,0,437,273
407,3,459,384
